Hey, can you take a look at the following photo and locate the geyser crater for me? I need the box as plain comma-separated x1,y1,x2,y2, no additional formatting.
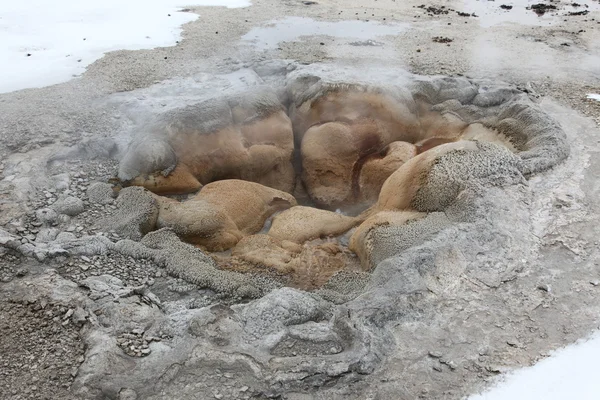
110,63,568,295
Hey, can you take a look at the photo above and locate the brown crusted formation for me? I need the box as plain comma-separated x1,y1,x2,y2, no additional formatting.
224,234,361,290
360,140,523,217
291,85,422,208
349,140,524,271
46,69,576,400
268,206,359,244
370,141,482,214
155,180,297,252
287,78,517,209
118,87,295,195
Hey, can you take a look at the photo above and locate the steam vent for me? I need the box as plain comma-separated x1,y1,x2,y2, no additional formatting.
1,63,572,398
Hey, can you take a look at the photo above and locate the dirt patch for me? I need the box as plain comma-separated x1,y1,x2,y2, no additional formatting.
417,5,450,15
529,3,558,16
432,36,453,43
0,298,85,400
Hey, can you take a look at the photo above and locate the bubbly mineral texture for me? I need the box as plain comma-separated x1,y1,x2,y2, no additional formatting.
6,63,569,399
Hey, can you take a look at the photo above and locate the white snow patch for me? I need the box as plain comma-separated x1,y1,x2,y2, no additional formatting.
0,0,250,93
587,94,600,101
469,331,600,400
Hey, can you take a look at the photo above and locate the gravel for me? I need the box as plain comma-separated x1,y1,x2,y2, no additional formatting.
0,299,86,400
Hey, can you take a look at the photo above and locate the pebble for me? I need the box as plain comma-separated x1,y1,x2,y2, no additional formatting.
63,309,74,320
537,283,551,292
441,360,457,370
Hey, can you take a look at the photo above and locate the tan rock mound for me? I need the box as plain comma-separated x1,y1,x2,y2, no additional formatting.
198,180,297,234
155,197,242,253
368,141,481,215
155,180,297,251
268,206,359,244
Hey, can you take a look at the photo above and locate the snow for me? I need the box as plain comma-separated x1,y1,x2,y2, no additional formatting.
0,0,250,93
587,94,600,102
469,331,600,400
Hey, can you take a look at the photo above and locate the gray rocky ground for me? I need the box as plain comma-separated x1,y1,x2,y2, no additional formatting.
1,0,600,399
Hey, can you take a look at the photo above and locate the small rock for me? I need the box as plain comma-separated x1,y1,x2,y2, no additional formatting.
590,280,599,286
428,351,443,358
87,182,115,205
63,309,74,320
35,208,59,224
537,283,551,292
442,360,457,370
56,232,76,242
119,388,138,400
52,196,85,216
